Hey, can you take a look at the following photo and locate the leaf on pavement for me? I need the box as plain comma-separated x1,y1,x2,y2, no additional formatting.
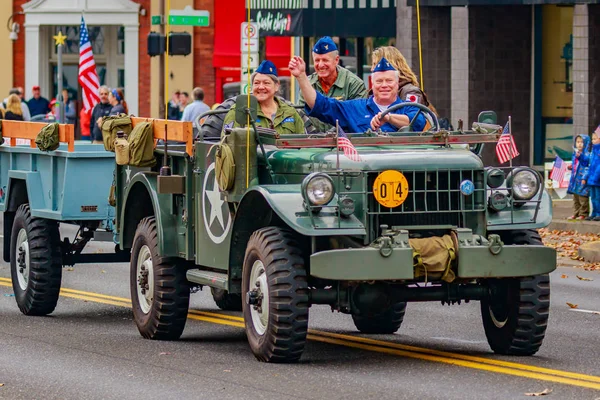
66,267,74,271
0,383,4,387
560,274,568,279
525,388,552,396
576,275,593,281
159,352,171,355
566,302,579,309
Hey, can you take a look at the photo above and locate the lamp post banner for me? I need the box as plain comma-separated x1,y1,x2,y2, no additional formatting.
251,9,302,36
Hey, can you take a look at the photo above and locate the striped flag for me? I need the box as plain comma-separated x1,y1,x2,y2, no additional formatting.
495,121,519,164
78,16,100,111
551,156,568,184
337,127,362,162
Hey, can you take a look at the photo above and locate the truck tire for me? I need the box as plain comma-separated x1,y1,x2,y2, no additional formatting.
211,288,242,311
10,204,62,316
242,227,309,363
351,302,407,334
480,229,550,356
130,217,190,340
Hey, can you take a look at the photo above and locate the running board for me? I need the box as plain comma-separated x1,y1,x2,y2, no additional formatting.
186,269,228,290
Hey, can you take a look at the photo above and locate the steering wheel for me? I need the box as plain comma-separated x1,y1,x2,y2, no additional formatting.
378,102,439,133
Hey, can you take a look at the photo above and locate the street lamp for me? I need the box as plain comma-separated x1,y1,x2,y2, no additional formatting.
7,11,24,41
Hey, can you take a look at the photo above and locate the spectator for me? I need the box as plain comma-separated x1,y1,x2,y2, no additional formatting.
91,86,112,144
179,91,189,115
3,88,30,121
107,88,128,116
167,90,181,120
181,87,210,123
3,94,24,121
62,89,77,125
27,86,50,117
80,108,92,140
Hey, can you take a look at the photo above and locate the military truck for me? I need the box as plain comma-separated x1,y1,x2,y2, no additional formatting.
117,98,555,363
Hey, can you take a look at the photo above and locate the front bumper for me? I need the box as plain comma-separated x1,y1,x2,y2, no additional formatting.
309,235,556,281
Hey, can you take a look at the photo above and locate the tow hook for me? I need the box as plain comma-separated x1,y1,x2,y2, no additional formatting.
378,224,394,257
488,234,503,255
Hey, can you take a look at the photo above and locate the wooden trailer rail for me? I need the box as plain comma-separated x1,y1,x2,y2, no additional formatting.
1,120,75,152
131,117,193,157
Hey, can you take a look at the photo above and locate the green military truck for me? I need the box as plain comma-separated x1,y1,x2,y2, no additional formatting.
116,99,555,363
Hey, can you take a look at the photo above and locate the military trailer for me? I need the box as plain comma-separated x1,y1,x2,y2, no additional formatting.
118,98,555,363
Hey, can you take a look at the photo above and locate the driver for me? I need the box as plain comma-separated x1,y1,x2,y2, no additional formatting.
289,56,426,133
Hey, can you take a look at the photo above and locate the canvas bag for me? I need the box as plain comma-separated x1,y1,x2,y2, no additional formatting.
35,122,60,151
127,121,156,167
101,114,132,152
409,233,458,283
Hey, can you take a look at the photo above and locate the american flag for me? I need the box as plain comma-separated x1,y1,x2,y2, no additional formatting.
337,126,362,162
551,156,568,184
495,121,519,164
78,16,100,111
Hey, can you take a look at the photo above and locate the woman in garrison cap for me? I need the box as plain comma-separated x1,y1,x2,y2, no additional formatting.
222,60,305,136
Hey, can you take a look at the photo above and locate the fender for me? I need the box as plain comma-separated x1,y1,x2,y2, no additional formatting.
0,172,43,213
487,189,553,231
119,172,181,258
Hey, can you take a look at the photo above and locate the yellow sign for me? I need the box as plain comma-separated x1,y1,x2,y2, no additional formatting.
53,31,67,46
372,170,409,208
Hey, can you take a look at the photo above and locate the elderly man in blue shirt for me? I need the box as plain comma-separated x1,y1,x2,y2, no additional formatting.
289,56,426,133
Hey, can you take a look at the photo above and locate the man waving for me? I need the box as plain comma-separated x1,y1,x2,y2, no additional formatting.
289,56,425,133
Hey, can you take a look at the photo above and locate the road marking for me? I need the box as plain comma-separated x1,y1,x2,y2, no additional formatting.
1,278,600,390
570,309,600,315
430,337,488,344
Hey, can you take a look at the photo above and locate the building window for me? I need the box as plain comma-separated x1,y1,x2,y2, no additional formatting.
53,26,105,55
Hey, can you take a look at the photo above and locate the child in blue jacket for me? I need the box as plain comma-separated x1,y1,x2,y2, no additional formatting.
567,134,590,219
583,126,600,220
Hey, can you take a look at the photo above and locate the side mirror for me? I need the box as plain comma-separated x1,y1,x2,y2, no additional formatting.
235,95,258,127
478,111,497,125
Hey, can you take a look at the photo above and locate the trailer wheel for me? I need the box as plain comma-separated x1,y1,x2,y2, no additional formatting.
352,302,407,334
480,229,550,356
211,288,242,311
10,204,62,316
242,227,309,363
130,217,190,340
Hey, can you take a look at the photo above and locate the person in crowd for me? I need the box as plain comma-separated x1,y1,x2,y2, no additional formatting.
80,108,91,140
62,88,77,125
91,86,112,144
371,46,432,110
3,94,24,121
567,134,590,220
299,36,367,131
27,86,50,117
3,88,30,121
181,87,210,123
583,126,600,220
289,56,426,133
179,92,189,115
222,60,304,136
167,90,181,120
107,88,128,116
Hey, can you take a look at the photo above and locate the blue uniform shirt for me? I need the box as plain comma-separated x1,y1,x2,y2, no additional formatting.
306,92,426,133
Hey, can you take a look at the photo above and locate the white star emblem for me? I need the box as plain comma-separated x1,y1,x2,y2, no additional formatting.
205,174,225,231
125,166,132,183
325,44,329,50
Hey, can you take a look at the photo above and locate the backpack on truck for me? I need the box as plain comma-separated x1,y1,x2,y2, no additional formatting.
101,114,132,152
127,121,156,167
35,122,60,151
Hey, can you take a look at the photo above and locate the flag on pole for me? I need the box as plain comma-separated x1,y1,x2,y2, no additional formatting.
550,156,568,184
495,120,519,164
78,16,100,111
337,128,362,162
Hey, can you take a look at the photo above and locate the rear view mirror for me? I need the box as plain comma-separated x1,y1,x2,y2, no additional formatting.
477,111,497,125
235,95,258,127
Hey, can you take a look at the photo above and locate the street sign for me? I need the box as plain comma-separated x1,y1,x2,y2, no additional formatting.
241,53,259,69
151,15,163,25
241,83,251,95
241,22,259,96
241,22,259,53
152,6,210,26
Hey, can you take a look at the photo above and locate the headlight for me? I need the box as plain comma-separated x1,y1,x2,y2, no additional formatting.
486,167,505,189
510,169,540,200
302,173,335,206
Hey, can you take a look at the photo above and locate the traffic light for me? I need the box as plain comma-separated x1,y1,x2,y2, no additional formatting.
168,32,191,56
147,32,164,57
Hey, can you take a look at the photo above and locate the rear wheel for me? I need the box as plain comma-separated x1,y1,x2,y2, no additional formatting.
10,204,62,316
211,288,242,311
480,230,550,355
242,227,309,363
352,302,407,334
130,217,190,340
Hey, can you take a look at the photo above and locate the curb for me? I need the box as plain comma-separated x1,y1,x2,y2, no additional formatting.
547,220,600,235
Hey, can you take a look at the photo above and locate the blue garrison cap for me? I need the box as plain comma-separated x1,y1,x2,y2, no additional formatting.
312,36,338,54
255,60,278,76
372,57,397,73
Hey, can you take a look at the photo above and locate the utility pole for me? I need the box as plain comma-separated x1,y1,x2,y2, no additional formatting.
158,0,166,118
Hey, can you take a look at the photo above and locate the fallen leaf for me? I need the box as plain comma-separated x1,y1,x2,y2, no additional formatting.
566,302,578,309
159,352,171,355
0,383,4,387
525,388,552,396
561,274,568,279
223,369,231,372
66,267,74,272
576,275,593,281
101,270,106,274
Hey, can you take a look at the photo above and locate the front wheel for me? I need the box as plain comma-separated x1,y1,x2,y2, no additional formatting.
242,227,309,363
130,217,190,340
10,204,62,316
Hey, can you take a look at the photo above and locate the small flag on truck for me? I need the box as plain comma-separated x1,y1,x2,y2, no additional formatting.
495,120,519,164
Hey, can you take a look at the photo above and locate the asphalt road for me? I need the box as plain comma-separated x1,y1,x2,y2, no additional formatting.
0,221,599,400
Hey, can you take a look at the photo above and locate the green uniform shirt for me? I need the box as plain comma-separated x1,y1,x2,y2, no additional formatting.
222,97,305,136
299,66,368,132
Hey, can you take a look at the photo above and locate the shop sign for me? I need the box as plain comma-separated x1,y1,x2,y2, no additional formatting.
251,9,302,36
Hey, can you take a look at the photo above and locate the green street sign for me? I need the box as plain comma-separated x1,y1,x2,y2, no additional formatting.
168,15,209,26
151,15,163,25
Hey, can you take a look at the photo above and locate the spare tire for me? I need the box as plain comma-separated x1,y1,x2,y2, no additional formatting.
200,96,314,139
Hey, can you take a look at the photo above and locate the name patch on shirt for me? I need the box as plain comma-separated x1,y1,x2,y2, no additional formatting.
282,117,295,123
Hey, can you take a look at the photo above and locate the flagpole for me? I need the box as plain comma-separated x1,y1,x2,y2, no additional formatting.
336,119,340,170
508,115,513,170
